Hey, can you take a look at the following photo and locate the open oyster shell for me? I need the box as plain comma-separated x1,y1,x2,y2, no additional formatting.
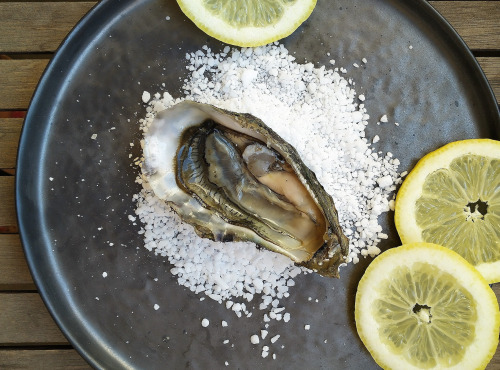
143,101,349,277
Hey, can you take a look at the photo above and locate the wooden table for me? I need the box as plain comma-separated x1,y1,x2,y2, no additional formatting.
0,1,499,368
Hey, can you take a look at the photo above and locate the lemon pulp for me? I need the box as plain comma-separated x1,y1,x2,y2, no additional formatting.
416,154,500,266
177,0,317,47
203,0,288,27
374,262,476,368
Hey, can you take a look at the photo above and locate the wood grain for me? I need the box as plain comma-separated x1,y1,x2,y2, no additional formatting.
0,2,497,53
0,2,96,53
0,119,23,169
0,349,91,370
477,57,500,103
0,177,17,233
0,60,48,110
0,293,69,345
0,234,35,290
430,1,500,50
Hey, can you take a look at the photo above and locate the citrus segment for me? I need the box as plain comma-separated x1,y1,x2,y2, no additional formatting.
395,139,500,283
176,0,317,47
355,243,500,370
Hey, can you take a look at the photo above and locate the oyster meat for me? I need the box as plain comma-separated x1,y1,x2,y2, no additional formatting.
143,101,349,277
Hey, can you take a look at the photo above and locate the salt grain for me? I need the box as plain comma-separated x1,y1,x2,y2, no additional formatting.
250,335,260,344
142,91,151,103
201,318,209,327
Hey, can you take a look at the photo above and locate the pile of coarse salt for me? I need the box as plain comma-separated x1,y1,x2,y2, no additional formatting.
133,43,401,323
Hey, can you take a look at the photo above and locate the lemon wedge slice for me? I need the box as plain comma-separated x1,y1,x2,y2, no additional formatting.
395,139,500,283
176,0,317,47
355,242,500,370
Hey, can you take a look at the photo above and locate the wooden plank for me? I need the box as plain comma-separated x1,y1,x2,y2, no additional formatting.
0,2,497,53
0,2,96,53
0,118,23,169
0,349,90,370
0,234,35,290
477,57,500,104
429,1,500,50
0,59,48,110
0,176,17,233
0,293,68,345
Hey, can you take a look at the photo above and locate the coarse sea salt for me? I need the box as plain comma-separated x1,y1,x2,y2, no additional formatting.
133,43,401,327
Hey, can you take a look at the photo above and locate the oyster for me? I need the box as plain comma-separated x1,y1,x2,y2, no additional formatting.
143,101,349,277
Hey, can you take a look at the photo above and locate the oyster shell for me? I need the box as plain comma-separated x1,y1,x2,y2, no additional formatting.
143,101,349,277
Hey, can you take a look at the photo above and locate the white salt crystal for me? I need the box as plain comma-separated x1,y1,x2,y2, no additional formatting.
142,91,151,103
271,334,280,343
261,330,268,339
304,325,310,330
377,175,393,188
250,334,260,344
102,272,108,278
201,318,209,327
153,304,159,310
222,320,228,327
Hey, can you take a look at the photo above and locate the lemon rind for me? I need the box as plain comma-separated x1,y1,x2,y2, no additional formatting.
176,0,317,47
355,242,500,370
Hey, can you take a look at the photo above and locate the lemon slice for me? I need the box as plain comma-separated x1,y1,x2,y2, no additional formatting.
355,242,500,370
176,0,317,47
395,139,500,283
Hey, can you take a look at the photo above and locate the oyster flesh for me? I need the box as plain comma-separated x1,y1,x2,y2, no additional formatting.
143,101,349,277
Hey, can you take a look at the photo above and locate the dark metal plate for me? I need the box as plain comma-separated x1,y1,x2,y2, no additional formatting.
16,0,500,369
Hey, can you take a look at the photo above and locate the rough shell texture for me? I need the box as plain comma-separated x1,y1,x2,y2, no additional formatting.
143,101,349,277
